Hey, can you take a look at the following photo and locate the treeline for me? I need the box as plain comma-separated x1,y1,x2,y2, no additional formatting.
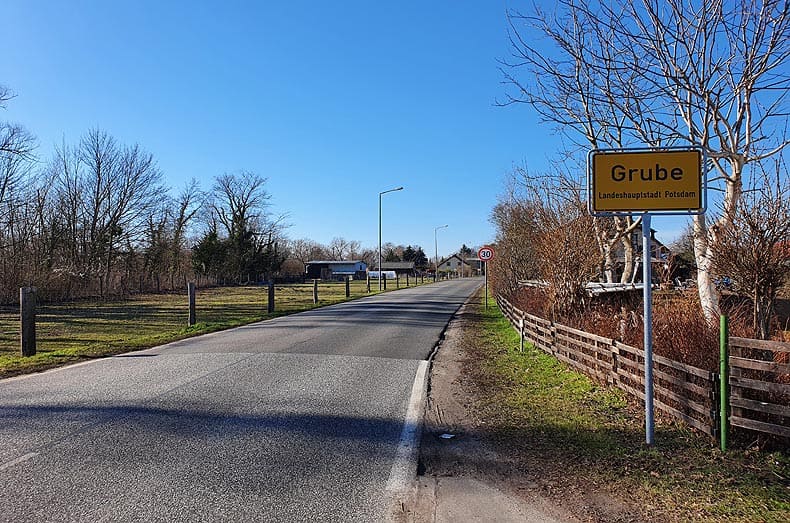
1,87,286,302
282,238,430,275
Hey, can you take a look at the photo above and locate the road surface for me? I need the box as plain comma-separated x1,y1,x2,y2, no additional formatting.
0,278,481,522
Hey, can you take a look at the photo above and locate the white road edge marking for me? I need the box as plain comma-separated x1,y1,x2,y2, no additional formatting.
0,452,39,471
385,360,429,492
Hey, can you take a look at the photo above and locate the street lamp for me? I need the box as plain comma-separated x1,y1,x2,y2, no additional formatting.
434,224,448,282
379,186,404,291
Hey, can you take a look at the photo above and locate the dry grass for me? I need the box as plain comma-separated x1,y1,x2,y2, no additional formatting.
469,296,790,522
0,279,422,377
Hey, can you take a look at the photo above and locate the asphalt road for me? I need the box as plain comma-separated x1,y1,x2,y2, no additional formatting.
0,278,482,522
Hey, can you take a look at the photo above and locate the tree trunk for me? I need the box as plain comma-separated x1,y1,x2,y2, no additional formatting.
755,294,774,341
620,235,635,284
693,213,720,322
602,243,616,283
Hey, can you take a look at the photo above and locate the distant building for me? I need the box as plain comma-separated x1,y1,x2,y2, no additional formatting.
612,225,673,283
373,261,417,277
464,257,483,275
305,260,367,280
437,254,471,276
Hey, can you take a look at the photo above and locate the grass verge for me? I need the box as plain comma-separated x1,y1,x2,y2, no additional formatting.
0,279,429,378
466,296,789,522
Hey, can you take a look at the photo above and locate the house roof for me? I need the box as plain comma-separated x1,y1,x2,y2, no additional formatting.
438,254,471,266
306,260,365,265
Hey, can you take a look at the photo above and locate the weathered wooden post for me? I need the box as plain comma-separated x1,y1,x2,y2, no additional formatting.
383,275,387,290
313,279,319,304
187,282,196,326
366,274,371,293
20,287,36,357
345,276,350,298
267,282,275,313
406,273,410,287
396,275,400,289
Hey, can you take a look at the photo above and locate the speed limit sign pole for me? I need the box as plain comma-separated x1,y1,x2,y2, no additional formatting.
478,246,495,310
484,261,488,309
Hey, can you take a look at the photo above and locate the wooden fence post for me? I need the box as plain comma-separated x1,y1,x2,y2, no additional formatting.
20,287,36,357
396,275,400,289
366,274,371,293
187,282,196,326
610,340,619,386
313,279,319,304
345,277,350,298
519,315,525,353
406,273,410,287
268,282,275,313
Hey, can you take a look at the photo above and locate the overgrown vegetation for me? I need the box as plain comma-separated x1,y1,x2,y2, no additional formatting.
467,297,789,522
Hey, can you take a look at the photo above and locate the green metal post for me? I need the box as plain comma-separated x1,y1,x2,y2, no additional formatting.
719,315,729,452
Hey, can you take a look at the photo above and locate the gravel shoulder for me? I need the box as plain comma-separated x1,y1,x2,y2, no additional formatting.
393,296,583,522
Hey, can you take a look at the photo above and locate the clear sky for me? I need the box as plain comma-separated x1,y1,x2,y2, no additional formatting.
0,1,688,259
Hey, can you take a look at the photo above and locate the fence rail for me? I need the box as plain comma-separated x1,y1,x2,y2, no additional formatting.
497,294,730,438
729,337,790,438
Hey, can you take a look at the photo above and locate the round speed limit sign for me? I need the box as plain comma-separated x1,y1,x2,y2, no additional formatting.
478,246,495,262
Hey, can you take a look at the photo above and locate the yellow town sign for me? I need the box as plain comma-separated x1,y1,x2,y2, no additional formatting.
590,149,703,213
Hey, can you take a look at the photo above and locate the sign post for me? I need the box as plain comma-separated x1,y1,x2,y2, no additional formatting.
588,147,704,446
478,246,495,310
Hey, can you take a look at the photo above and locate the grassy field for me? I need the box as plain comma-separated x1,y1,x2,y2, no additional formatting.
469,296,789,522
0,279,426,378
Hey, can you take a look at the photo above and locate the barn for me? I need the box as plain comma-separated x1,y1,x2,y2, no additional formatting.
305,260,368,281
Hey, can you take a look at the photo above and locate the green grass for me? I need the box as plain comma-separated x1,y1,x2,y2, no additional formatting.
472,296,789,522
0,278,428,378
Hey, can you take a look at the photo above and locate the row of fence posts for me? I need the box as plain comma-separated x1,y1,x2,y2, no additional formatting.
18,273,430,356
512,306,735,452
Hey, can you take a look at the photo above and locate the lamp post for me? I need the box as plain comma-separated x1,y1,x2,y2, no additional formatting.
434,224,448,282
379,186,404,291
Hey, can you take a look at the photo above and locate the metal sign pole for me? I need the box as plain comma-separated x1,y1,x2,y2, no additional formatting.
642,212,655,445
484,261,488,310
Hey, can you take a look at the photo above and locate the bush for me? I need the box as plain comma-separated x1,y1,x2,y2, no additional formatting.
509,287,761,371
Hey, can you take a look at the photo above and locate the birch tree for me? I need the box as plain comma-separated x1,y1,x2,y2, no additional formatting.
502,0,790,320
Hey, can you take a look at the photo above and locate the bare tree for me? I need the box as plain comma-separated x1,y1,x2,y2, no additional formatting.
51,129,164,296
329,237,352,260
168,179,203,287
287,238,327,268
490,170,542,295
492,166,599,315
713,160,790,339
208,171,287,282
0,85,36,295
500,6,645,284
0,85,35,161
502,0,790,321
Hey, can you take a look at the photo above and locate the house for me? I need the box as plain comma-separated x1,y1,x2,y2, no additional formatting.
305,260,367,281
437,254,472,276
612,224,672,283
373,261,416,277
464,257,484,276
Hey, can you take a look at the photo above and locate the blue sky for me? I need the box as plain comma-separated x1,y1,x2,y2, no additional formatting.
1,1,688,258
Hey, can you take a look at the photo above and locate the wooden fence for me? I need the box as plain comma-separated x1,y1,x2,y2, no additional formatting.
729,337,790,439
498,295,719,437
